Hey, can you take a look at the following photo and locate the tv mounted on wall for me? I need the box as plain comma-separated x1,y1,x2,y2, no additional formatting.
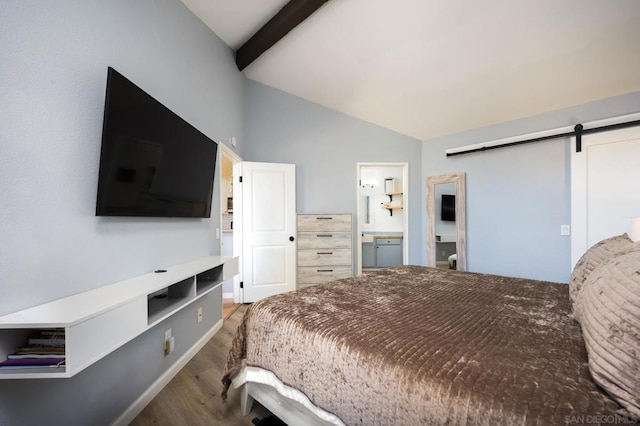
441,194,455,222
96,67,218,218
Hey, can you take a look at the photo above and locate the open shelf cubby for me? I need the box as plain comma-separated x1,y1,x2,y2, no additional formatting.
147,276,196,326
195,264,224,296
0,255,238,379
0,329,66,376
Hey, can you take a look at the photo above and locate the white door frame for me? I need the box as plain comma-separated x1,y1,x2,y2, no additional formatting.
356,162,409,275
219,144,243,302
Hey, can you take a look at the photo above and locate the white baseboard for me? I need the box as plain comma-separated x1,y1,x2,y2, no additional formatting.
111,319,224,426
223,292,234,299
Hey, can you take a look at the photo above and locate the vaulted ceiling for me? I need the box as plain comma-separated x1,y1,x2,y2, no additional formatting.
181,0,640,141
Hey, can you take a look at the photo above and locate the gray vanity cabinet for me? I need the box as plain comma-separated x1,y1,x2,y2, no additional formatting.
362,241,375,268
375,237,403,267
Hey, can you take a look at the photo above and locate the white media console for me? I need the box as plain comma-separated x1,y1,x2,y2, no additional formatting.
0,255,238,379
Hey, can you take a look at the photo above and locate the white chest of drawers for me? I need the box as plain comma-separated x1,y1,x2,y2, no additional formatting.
297,214,353,289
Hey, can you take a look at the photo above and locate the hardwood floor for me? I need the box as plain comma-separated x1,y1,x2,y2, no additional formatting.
222,297,239,319
131,303,271,425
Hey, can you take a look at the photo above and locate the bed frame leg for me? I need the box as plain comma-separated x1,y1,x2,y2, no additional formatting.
240,384,254,416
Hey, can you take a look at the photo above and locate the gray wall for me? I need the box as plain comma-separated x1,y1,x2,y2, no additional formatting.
244,80,423,265
422,92,640,283
0,1,243,424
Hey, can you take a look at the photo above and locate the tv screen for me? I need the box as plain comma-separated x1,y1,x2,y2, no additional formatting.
96,67,218,217
441,194,455,222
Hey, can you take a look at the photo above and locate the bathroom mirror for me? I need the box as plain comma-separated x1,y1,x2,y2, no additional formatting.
426,173,466,270
361,195,372,226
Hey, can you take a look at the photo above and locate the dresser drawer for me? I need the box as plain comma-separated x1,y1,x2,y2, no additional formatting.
297,214,352,232
297,213,353,290
297,249,352,266
297,266,353,284
297,232,352,249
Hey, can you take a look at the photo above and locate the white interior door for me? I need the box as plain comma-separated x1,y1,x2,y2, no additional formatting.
235,162,297,303
571,126,640,267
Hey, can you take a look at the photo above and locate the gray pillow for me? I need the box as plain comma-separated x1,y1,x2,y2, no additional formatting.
570,233,636,320
579,251,640,419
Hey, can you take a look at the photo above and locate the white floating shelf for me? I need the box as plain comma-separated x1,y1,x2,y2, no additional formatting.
0,255,238,379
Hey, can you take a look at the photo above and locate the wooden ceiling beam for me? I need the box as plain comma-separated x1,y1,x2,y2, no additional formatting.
235,0,329,71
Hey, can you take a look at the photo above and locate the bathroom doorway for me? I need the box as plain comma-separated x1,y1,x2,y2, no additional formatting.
356,163,409,275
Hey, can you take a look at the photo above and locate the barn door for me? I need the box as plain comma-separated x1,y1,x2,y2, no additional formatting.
571,126,640,267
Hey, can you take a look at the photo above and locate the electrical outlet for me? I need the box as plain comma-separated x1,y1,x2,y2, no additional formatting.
561,225,571,236
164,329,172,355
197,307,203,324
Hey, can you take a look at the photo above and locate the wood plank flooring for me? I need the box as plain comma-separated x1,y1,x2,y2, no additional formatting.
131,303,271,425
222,298,239,320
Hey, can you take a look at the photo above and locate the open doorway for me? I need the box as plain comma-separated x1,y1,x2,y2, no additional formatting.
220,145,242,309
356,163,409,275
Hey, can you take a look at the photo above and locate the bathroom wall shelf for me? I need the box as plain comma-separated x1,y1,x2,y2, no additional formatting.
382,192,403,216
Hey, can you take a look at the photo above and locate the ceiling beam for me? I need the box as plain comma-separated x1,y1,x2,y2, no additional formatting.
235,0,330,71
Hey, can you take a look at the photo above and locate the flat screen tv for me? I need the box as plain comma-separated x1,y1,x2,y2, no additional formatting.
96,67,218,217
441,194,455,222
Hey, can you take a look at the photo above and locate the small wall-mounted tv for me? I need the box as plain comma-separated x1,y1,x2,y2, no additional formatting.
96,67,218,218
441,194,455,222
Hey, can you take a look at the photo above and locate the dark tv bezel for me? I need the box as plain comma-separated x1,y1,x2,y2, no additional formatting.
95,67,218,218
441,194,456,222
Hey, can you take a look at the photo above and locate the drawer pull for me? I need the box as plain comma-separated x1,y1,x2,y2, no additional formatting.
316,217,333,220
317,269,334,272
317,252,333,255
316,234,333,237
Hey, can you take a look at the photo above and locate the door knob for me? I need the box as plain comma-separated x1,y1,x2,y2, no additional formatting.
289,236,295,241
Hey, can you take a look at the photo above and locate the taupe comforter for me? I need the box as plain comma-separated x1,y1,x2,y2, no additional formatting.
222,266,621,425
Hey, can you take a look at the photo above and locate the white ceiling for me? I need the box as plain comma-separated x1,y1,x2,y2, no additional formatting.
181,0,640,141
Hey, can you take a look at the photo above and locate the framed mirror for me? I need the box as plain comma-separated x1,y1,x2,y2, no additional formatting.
426,173,466,271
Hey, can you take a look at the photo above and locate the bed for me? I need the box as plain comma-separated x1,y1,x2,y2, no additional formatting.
222,235,640,425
